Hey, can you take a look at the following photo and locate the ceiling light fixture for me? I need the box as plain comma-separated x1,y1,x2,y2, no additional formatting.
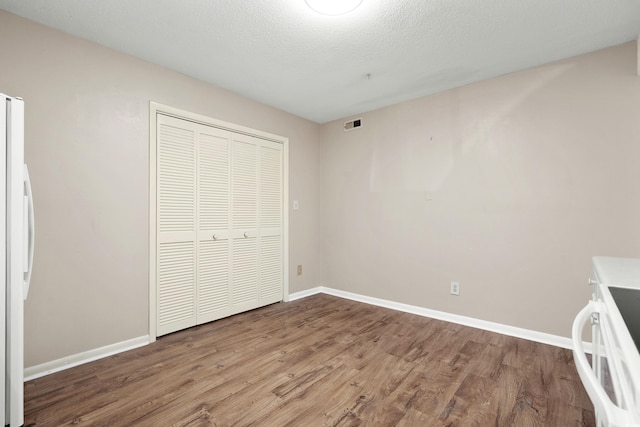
305,0,363,16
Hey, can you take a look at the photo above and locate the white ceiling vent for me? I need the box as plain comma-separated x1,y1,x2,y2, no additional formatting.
344,118,362,132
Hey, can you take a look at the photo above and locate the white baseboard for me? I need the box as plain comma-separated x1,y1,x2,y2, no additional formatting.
290,286,586,351
24,335,150,381
288,286,324,301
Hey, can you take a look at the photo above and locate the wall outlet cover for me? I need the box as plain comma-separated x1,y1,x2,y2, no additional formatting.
450,281,460,296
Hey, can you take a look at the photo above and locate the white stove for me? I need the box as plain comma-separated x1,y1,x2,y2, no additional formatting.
572,256,640,427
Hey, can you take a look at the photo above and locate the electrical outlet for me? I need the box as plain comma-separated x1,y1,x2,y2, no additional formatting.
450,281,460,296
297,265,303,276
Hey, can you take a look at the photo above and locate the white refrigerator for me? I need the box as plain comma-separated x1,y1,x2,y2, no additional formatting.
1,93,35,427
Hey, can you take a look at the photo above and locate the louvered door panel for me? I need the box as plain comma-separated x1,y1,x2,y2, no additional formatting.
231,237,258,311
158,242,196,335
259,142,283,303
198,128,230,232
158,121,196,235
232,138,257,231
259,144,282,230
157,242,196,335
156,115,197,335
197,126,231,323
198,239,230,323
230,136,260,313
259,235,282,304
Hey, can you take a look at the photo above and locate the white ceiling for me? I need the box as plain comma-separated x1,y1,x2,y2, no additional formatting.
1,0,639,123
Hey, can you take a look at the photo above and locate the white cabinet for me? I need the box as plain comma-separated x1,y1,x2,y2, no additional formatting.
155,114,284,336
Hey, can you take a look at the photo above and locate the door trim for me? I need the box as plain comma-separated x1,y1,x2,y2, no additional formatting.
148,102,289,341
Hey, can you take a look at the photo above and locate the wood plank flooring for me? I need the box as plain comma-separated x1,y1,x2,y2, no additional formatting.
24,294,595,426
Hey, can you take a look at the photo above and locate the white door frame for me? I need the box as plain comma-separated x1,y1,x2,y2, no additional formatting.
148,102,289,342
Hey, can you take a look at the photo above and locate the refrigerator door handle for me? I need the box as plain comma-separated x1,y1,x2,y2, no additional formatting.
23,163,35,298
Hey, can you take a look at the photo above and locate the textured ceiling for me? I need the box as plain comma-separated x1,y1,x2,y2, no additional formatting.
1,0,639,123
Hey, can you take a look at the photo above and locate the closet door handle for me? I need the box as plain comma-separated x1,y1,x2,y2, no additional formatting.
212,234,217,240
244,232,248,238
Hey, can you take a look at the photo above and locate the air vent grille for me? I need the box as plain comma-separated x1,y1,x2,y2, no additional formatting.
344,118,362,132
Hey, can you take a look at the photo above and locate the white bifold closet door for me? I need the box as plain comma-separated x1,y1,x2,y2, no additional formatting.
156,114,283,336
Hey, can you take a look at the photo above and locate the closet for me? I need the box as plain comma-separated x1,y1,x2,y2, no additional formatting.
152,110,286,337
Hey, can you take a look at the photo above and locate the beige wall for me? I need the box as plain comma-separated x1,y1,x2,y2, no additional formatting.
0,11,322,367
319,42,640,337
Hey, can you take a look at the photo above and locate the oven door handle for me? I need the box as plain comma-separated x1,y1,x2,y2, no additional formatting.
572,301,633,427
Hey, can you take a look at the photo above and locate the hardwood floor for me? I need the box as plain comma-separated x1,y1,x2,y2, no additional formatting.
25,294,595,426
